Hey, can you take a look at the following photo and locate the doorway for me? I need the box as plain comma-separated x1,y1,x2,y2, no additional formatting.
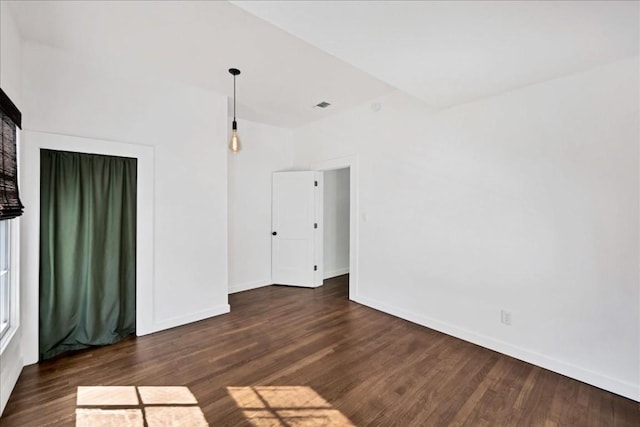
270,157,358,299
21,131,154,365
39,149,137,360
323,167,350,294
312,156,358,301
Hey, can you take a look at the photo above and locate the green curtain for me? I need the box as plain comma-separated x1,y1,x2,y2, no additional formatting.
40,150,137,360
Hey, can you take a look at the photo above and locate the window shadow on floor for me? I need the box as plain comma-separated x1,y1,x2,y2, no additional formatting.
227,386,355,427
75,386,208,427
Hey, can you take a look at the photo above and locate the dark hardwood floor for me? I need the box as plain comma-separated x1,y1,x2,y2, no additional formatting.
2,275,638,426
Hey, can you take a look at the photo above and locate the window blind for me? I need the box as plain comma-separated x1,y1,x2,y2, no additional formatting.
0,88,24,220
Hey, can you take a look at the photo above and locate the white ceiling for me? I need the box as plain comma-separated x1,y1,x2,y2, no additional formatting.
6,1,393,127
233,0,639,109
7,1,639,127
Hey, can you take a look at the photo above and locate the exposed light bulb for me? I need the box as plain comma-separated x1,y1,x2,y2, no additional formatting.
229,126,241,153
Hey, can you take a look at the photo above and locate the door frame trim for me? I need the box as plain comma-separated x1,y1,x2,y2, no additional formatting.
311,155,358,301
20,131,155,365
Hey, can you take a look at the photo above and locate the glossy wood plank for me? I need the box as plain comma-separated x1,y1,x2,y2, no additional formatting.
2,275,638,426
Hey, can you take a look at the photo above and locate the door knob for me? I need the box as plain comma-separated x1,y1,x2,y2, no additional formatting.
272,231,277,236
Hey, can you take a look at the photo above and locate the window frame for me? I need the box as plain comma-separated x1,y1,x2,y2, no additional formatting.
0,129,20,354
0,220,11,339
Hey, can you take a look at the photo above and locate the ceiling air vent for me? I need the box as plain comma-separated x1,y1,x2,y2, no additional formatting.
314,101,331,108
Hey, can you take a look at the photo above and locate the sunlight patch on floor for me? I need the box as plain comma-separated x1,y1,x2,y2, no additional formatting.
75,386,208,427
76,408,143,427
227,386,355,427
77,386,139,406
138,386,198,405
144,406,208,426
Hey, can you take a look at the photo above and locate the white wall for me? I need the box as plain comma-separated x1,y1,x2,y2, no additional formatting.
323,168,350,279
0,2,21,107
18,41,230,364
228,119,293,293
293,57,640,401
0,1,23,415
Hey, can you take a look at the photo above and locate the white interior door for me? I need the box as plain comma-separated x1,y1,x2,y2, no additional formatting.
272,171,322,287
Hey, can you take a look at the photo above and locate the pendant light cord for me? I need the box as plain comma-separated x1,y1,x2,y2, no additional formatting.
233,75,237,121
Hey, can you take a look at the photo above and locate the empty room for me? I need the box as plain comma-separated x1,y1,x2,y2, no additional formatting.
0,1,638,426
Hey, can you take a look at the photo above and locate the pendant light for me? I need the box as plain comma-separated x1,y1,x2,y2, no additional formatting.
228,68,241,153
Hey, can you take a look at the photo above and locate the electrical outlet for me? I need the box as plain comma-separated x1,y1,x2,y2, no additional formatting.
501,309,512,326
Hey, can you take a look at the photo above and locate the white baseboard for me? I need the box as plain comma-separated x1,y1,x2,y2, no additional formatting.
146,304,231,334
323,267,349,280
0,333,23,416
353,294,640,402
229,279,272,294
0,355,22,416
